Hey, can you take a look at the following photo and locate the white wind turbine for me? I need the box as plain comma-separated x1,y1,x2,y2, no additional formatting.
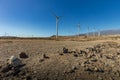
87,26,89,37
77,23,80,37
52,12,61,39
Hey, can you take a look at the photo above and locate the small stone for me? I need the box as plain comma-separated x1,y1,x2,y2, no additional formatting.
0,64,12,73
81,63,85,67
94,67,98,71
19,52,28,59
73,53,78,57
26,75,32,80
114,71,120,77
72,66,77,70
117,52,120,55
43,54,49,59
59,53,64,56
84,60,90,64
70,49,77,53
105,55,114,60
12,68,21,76
85,68,93,72
79,50,87,55
96,68,104,73
109,77,113,80
34,71,37,74
91,58,98,62
0,65,2,69
39,59,44,62
98,76,103,80
63,47,68,53
69,69,75,73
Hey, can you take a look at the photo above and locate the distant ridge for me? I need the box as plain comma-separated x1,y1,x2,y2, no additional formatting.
1,29,120,38
86,29,120,36
100,29,120,35
0,36,18,38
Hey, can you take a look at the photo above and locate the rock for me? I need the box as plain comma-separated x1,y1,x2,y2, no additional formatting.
86,47,95,53
43,54,49,59
79,50,87,55
25,74,32,80
12,68,21,76
105,55,114,60
117,52,120,55
70,49,77,53
69,69,75,73
0,56,25,78
87,54,96,58
85,68,93,72
69,67,76,73
6,70,13,77
84,60,90,64
85,67,104,73
80,63,85,67
19,52,28,59
1,64,12,73
39,59,44,62
98,76,103,80
114,71,120,77
63,47,68,53
94,67,98,71
59,53,64,56
8,56,22,67
73,53,78,57
0,65,2,69
95,68,104,73
91,58,98,62
65,66,78,74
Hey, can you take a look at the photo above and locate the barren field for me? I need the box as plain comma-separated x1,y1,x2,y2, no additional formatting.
0,39,120,80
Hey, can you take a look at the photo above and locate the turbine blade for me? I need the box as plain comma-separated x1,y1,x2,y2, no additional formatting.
51,11,57,17
59,16,62,18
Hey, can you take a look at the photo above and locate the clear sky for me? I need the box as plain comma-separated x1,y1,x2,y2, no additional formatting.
0,0,120,37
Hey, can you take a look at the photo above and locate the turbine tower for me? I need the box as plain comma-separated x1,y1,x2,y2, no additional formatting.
77,23,80,37
4,32,7,36
4,32,8,36
98,29,101,37
87,26,89,37
93,27,96,37
52,12,61,39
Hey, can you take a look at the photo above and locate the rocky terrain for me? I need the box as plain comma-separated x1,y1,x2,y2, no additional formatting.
0,39,120,80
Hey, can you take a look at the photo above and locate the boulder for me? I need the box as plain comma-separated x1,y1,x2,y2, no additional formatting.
8,56,22,67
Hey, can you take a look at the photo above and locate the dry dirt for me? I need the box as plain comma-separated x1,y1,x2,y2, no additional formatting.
0,39,120,80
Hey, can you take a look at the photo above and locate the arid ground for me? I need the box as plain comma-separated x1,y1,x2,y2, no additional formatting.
0,37,120,80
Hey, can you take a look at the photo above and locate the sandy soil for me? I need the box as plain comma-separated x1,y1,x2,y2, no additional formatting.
0,39,120,80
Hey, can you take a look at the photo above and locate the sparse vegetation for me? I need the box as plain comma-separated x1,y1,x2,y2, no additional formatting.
0,36,120,80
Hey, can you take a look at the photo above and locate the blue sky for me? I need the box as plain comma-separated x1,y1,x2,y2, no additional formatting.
0,0,120,37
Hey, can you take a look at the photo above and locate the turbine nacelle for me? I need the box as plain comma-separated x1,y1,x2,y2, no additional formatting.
51,11,62,39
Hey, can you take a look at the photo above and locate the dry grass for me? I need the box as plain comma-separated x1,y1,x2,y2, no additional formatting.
0,35,120,79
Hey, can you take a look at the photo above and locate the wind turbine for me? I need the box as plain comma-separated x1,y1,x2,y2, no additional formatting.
98,29,101,37
4,32,9,36
52,12,61,39
93,27,96,37
77,23,80,37
87,26,89,37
